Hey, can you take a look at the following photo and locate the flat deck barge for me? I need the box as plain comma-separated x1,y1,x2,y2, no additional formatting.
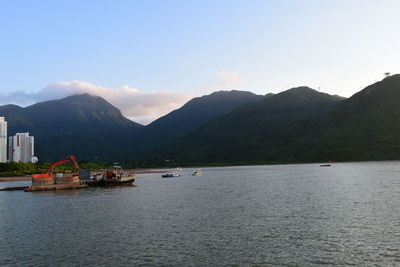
25,183,88,192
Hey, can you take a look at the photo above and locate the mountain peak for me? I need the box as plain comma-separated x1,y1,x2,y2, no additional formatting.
2,93,143,134
0,104,23,110
208,90,259,97
287,86,315,92
61,93,106,104
272,86,344,105
382,73,400,81
128,90,265,155
193,90,261,103
353,73,400,99
65,92,93,98
288,72,400,162
0,93,143,161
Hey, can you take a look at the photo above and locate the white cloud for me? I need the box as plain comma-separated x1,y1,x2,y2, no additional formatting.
217,70,246,87
197,70,246,94
0,70,245,124
0,81,193,125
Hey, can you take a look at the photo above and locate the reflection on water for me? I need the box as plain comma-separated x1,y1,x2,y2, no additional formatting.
1,162,400,266
29,189,83,197
0,180,30,189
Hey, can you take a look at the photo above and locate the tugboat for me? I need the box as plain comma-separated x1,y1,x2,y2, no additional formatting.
87,164,135,187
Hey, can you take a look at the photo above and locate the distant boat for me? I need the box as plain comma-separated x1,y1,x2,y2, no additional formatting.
162,173,181,178
320,164,331,167
192,170,202,176
87,164,135,187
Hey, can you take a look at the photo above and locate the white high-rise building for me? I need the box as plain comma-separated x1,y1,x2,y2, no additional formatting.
0,117,7,162
8,132,37,163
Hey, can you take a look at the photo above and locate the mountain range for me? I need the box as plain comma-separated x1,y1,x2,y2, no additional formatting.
125,90,266,158
154,86,344,164
2,75,400,164
281,74,400,162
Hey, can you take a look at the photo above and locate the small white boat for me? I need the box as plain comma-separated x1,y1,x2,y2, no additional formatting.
192,170,202,176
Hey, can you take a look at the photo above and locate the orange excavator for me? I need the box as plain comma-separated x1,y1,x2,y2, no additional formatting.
26,155,87,191
32,155,80,179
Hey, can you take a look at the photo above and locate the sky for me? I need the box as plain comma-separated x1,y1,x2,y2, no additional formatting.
1,0,400,124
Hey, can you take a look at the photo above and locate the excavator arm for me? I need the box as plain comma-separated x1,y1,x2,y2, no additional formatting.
45,155,79,176
32,155,80,179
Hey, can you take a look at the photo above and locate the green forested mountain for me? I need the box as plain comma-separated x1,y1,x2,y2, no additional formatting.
280,74,400,162
152,75,400,165
0,94,142,161
3,75,400,165
125,90,266,157
152,87,344,164
0,91,265,162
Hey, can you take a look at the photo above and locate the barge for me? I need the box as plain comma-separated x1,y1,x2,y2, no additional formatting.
83,164,135,187
2,157,135,192
25,155,87,192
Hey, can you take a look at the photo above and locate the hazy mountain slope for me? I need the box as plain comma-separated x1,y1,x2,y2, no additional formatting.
127,90,266,155
24,94,141,134
282,74,400,162
152,87,344,163
0,94,142,161
7,74,400,165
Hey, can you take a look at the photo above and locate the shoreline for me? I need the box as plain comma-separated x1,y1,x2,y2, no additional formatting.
2,160,395,182
0,168,173,182
0,176,31,182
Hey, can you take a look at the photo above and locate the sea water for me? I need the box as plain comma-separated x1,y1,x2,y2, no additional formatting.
1,162,400,266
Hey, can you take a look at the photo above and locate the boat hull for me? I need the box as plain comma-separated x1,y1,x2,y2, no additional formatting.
162,174,181,178
84,178,135,187
25,183,87,192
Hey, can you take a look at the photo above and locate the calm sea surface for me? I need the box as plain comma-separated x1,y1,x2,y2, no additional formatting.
1,162,400,266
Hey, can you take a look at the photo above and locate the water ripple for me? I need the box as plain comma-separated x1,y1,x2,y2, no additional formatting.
1,162,400,266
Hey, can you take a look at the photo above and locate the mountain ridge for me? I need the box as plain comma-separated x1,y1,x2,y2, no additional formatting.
125,90,266,158
6,75,400,165
279,74,400,162
149,86,344,163
0,93,143,161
